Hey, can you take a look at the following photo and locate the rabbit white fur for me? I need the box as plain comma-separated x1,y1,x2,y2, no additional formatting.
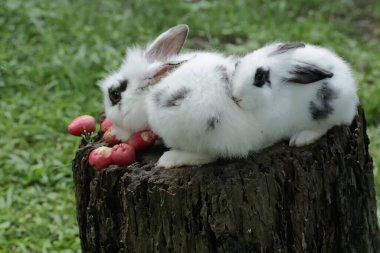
146,53,266,168
98,24,191,141
232,42,359,147
147,42,359,168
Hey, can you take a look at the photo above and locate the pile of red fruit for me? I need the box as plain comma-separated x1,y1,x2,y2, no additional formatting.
67,115,157,171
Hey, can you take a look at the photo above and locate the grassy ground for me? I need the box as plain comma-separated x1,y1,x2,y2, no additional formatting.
1,0,379,252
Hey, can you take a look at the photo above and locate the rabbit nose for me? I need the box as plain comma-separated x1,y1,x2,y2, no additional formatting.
232,96,242,104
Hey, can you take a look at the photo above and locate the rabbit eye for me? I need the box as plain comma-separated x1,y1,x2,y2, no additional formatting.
108,80,128,106
109,89,121,105
255,73,264,81
253,68,270,87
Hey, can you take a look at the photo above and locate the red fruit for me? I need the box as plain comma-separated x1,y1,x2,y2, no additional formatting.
111,143,136,166
89,146,113,171
127,130,157,151
100,118,114,132
102,128,121,145
67,115,96,136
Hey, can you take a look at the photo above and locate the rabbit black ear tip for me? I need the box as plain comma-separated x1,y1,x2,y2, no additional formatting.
278,42,305,51
298,42,306,47
269,42,306,56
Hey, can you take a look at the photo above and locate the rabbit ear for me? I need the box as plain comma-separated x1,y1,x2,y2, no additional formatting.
269,42,305,56
148,61,187,84
144,24,189,61
287,62,333,84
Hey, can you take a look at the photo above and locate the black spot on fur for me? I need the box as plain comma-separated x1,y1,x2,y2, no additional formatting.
109,80,128,106
164,87,190,107
288,62,333,84
206,116,220,131
153,90,164,106
309,83,338,120
231,58,241,85
215,65,230,83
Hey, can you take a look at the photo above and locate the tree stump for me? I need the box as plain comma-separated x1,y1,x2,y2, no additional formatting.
72,107,380,253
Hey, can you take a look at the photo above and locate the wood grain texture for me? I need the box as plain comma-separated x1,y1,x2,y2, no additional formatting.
72,107,380,253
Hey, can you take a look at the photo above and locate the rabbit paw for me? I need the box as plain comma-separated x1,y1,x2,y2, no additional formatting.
289,130,323,147
111,126,131,142
156,150,216,169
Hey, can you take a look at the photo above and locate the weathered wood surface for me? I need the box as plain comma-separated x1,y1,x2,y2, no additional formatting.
72,107,380,253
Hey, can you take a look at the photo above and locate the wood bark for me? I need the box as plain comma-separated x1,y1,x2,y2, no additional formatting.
72,107,380,253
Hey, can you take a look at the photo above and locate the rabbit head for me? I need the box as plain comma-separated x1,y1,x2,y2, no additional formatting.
231,42,335,111
98,24,189,138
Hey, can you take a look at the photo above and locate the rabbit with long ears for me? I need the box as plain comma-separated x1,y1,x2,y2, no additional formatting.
231,42,359,147
146,53,267,168
98,24,190,141
147,42,359,168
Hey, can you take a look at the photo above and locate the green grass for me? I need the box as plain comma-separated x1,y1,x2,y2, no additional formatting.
1,0,379,251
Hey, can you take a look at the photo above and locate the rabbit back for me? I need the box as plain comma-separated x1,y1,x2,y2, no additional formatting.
147,53,265,158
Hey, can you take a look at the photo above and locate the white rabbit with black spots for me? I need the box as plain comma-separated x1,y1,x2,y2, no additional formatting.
98,24,190,141
146,53,267,168
232,42,359,147
147,42,358,168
